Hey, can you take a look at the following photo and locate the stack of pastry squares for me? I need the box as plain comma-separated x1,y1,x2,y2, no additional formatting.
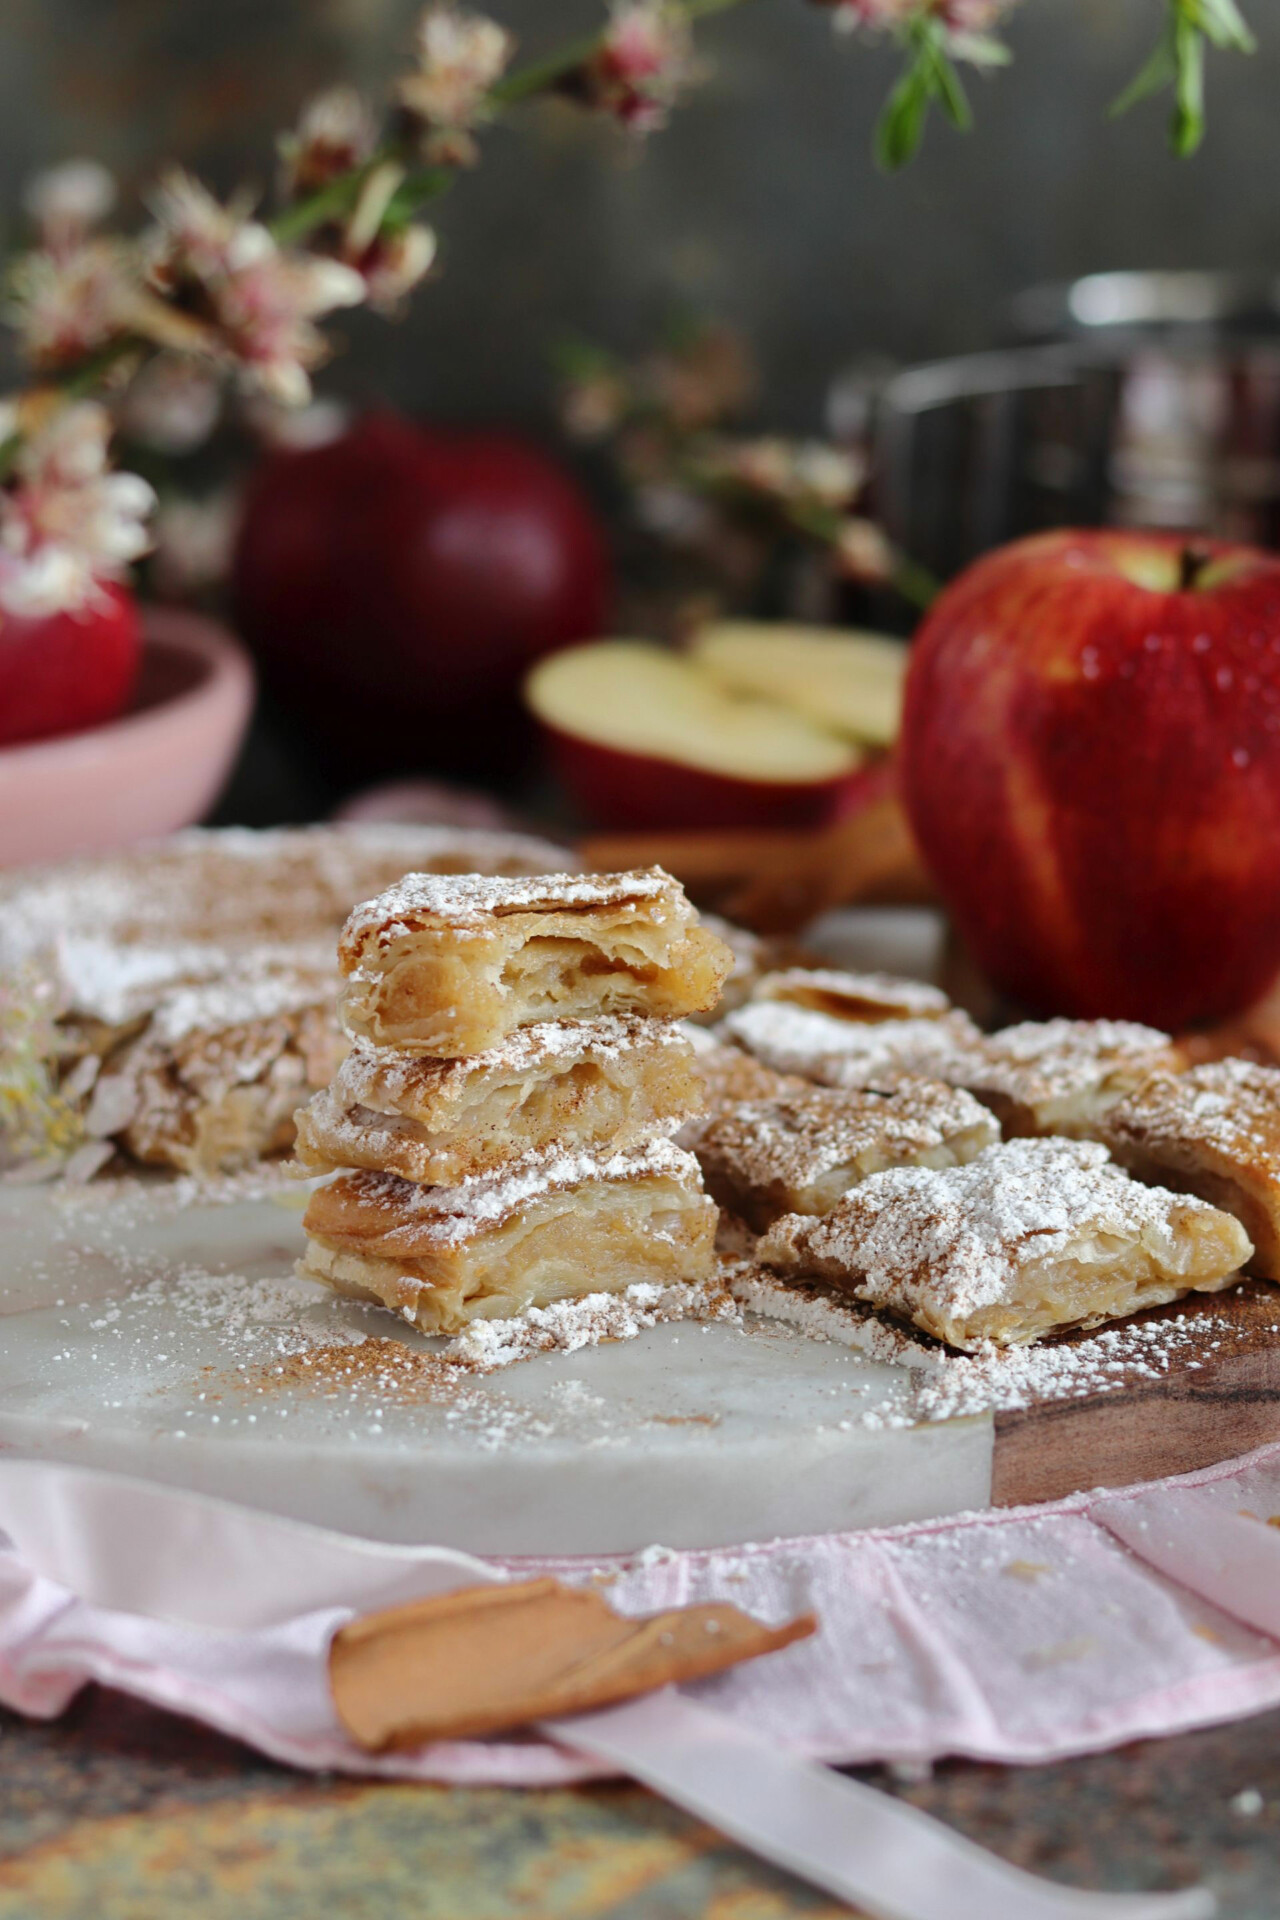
0,824,572,1179
297,867,733,1336
705,965,1256,1352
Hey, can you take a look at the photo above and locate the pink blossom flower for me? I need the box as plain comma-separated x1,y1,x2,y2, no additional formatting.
22,160,117,250
119,354,222,454
0,401,154,617
4,238,135,372
279,87,377,199
937,0,1013,28
143,169,366,406
356,224,438,315
144,169,257,287
573,1,703,133
695,436,865,511
832,515,895,583
209,245,367,406
560,368,632,442
821,0,1014,35
242,395,352,450
396,5,514,164
150,489,239,600
643,325,756,432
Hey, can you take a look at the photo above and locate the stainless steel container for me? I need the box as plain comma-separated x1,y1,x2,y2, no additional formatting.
870,274,1280,582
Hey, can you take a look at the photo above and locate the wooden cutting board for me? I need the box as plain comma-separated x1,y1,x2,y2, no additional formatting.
991,1279,1280,1506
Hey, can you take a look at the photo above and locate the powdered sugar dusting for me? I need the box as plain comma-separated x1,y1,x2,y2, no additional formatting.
757,1138,1245,1333
728,1262,944,1370
752,968,952,1020
147,969,336,1047
697,1082,997,1197
0,824,575,977
445,1275,740,1373
719,1003,984,1090
1106,1057,1280,1170
970,1018,1180,1105
315,1137,704,1247
335,1015,686,1108
730,1259,1260,1421
341,865,677,949
43,936,333,1026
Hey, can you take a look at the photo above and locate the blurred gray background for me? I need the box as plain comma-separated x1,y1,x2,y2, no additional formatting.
1,0,1276,434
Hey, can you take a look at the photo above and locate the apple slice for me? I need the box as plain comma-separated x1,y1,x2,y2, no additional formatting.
692,622,908,748
526,641,864,831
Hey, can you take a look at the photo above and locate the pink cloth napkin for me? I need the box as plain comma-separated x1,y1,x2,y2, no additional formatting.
0,1443,1279,1787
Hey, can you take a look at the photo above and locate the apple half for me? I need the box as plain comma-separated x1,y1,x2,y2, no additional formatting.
691,622,908,748
526,641,868,831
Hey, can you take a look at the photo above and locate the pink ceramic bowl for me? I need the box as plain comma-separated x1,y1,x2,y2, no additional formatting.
0,607,255,869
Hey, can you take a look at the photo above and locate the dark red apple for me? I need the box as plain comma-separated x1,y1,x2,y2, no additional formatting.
232,410,612,781
527,640,870,831
0,583,140,749
901,528,1280,1028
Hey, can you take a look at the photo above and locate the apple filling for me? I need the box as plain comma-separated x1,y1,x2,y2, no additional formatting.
337,867,733,1055
756,1137,1251,1351
295,1018,703,1184
300,1143,718,1334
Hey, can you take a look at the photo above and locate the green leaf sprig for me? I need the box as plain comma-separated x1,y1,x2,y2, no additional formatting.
874,13,1012,172
1112,0,1255,156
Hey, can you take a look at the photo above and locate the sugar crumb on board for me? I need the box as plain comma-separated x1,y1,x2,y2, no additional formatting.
730,1260,1260,1422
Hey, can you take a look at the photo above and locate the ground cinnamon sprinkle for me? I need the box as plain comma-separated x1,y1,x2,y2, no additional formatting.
238,1334,458,1404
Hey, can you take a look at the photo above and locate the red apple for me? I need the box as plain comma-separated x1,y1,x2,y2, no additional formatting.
0,582,140,749
232,410,612,780
527,640,869,831
901,528,1280,1028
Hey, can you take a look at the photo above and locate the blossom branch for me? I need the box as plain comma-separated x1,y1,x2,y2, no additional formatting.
0,0,1260,618
556,322,939,610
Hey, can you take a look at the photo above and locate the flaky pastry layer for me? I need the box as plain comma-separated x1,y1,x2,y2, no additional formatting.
338,867,732,1056
301,1142,718,1334
2,823,576,1179
294,1017,703,1183
718,1003,984,1092
749,968,953,1024
696,1080,999,1231
756,1137,1251,1351
957,1019,1185,1138
1102,1058,1280,1279
97,999,346,1175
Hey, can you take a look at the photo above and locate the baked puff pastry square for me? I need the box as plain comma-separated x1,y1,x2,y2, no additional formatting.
756,1137,1251,1351
300,1139,718,1335
1101,1058,1280,1279
749,967,953,1024
718,1001,984,1092
957,1019,1185,1139
338,868,733,1057
695,1081,999,1232
294,1016,704,1185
